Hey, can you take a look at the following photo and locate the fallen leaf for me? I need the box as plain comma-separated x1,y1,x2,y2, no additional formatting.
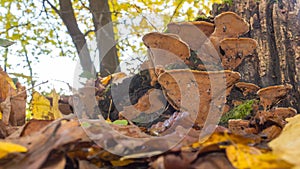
49,89,63,119
0,97,11,125
20,119,53,136
192,131,257,149
269,114,300,167
226,144,292,169
31,91,52,120
10,84,27,126
30,90,62,120
0,69,17,102
112,120,128,125
0,141,27,159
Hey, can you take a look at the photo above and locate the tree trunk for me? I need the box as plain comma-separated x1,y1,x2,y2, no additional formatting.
89,0,120,76
58,0,94,73
212,0,300,112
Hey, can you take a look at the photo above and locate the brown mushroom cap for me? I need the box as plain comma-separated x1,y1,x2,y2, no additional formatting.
213,12,249,38
235,82,260,96
157,69,240,126
167,21,214,50
142,32,190,68
270,107,297,120
257,84,293,110
210,12,250,58
220,38,258,70
121,89,166,121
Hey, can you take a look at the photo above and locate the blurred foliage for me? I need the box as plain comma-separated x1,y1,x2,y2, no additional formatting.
0,0,227,84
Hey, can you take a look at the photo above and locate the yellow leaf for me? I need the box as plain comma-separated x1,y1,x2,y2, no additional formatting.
30,91,63,120
5,76,16,90
226,144,293,169
31,91,52,120
269,114,300,167
110,159,134,167
0,141,27,158
0,110,2,119
49,89,63,119
191,132,256,149
101,72,126,86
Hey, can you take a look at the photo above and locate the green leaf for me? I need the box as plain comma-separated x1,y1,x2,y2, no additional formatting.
0,38,15,47
112,120,128,125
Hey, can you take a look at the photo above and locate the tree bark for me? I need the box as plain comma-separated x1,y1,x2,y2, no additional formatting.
89,0,120,76
58,0,95,73
212,0,300,112
265,0,282,85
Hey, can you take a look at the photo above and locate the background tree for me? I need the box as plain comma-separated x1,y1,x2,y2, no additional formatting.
0,0,218,83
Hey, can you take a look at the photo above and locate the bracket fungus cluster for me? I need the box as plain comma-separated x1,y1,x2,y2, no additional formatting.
98,12,297,136
138,11,264,127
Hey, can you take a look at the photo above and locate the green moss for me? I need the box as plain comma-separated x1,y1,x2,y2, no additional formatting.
219,99,257,125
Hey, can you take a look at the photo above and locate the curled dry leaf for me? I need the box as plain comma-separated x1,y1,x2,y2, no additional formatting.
226,143,292,169
2,118,89,169
257,84,292,110
142,32,190,68
220,38,258,70
10,83,27,126
269,114,300,167
0,97,11,125
158,69,240,126
0,69,16,102
20,119,53,137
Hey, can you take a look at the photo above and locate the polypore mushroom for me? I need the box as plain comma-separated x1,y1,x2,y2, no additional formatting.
210,12,249,58
257,84,293,110
235,82,260,96
121,89,167,122
270,107,297,120
167,21,214,50
157,69,240,126
142,32,190,69
220,38,258,70
228,119,257,135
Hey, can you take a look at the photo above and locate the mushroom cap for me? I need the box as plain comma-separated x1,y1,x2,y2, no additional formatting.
270,107,297,120
167,21,214,50
142,32,190,68
213,12,249,37
235,82,260,96
121,89,166,121
257,84,293,110
220,38,258,70
157,69,240,126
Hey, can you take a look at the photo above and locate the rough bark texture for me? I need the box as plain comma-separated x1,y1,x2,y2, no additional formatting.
89,0,120,76
58,0,94,73
212,1,262,86
56,0,119,76
212,0,300,112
